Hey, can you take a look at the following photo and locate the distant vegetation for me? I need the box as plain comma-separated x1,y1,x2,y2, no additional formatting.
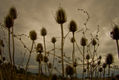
0,6,119,80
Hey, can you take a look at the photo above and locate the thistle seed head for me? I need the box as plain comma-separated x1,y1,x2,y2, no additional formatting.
9,7,17,20
36,43,43,53
80,37,87,46
56,8,67,24
41,27,47,36
4,15,14,29
29,30,37,41
69,20,77,33
51,37,56,44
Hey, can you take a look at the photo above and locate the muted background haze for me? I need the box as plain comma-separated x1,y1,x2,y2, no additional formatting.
0,0,119,76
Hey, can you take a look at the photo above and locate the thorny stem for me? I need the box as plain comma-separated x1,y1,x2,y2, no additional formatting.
72,32,75,66
12,27,15,65
51,43,56,73
25,40,34,79
82,46,85,80
8,29,12,64
61,23,64,77
43,36,47,75
116,40,119,58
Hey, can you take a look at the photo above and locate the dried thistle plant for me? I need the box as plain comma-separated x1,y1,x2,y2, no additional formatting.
55,7,67,77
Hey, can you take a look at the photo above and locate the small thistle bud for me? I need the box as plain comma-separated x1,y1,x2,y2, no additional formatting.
98,55,102,60
29,30,37,41
41,27,47,36
4,15,14,29
9,7,17,20
86,54,90,60
48,62,52,69
36,53,43,63
51,37,56,44
102,63,107,69
83,68,86,72
92,39,97,46
106,53,114,65
44,56,48,63
65,65,74,76
71,37,75,43
36,43,43,53
69,20,77,33
99,67,103,72
98,61,101,65
110,24,119,40
56,8,67,24
73,61,77,67
80,37,87,46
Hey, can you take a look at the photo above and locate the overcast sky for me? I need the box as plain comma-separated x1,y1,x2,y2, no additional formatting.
0,0,119,75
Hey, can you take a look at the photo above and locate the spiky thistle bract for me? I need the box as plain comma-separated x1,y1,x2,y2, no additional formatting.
29,30,37,41
69,20,77,33
56,8,67,24
4,15,14,29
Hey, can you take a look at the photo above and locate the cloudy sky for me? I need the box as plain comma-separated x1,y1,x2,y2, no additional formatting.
0,0,119,75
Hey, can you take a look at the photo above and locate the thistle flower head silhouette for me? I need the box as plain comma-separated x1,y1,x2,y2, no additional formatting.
69,20,77,33
56,8,66,24
29,30,37,41
71,37,75,43
98,60,101,65
102,63,107,69
41,27,47,36
36,53,43,63
48,62,52,69
92,39,97,46
44,56,48,63
86,54,90,60
99,67,103,72
73,61,77,67
4,15,14,29
9,7,17,20
36,43,43,53
110,24,119,40
98,55,102,60
106,53,114,65
80,37,87,46
51,37,56,44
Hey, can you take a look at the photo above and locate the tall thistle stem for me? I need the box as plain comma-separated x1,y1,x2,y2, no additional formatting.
12,27,15,65
103,68,105,79
72,33,75,66
108,65,110,77
25,41,34,73
61,23,64,77
8,29,12,64
52,43,56,73
82,46,85,80
116,40,119,58
43,36,47,74
43,36,46,56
